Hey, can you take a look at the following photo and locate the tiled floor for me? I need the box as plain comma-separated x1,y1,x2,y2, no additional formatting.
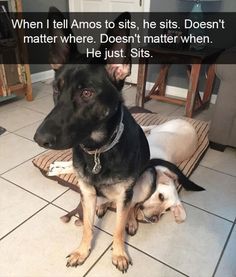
0,81,235,277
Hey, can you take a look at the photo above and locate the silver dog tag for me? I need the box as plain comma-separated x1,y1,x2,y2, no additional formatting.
92,151,102,174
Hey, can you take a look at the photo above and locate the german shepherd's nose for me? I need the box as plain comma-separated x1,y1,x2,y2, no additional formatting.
34,131,56,149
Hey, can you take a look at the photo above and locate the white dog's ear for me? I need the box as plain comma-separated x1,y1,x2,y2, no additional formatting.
163,170,178,182
157,170,171,185
171,203,186,223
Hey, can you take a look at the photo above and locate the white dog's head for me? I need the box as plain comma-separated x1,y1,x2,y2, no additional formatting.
136,169,186,224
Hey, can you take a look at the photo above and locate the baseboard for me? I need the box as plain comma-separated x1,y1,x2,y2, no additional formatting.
146,81,217,104
31,70,54,83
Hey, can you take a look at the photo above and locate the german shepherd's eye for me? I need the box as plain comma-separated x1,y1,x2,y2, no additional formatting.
158,193,165,202
80,88,95,100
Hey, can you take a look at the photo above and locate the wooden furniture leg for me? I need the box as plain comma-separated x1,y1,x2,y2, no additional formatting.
136,59,215,117
136,58,148,107
203,64,215,104
185,64,201,117
15,0,33,101
25,64,33,101
148,64,169,97
146,64,185,106
158,65,169,96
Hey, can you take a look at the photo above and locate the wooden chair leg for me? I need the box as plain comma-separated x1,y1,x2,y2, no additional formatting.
185,64,201,117
148,64,169,97
24,64,33,101
158,64,169,96
136,58,148,107
203,64,215,104
15,0,33,101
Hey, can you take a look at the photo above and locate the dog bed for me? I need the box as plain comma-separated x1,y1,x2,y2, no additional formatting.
32,112,210,192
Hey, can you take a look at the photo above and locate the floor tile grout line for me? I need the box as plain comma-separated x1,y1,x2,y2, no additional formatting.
50,188,71,203
40,81,53,85
199,164,236,179
212,218,236,277
181,201,234,223
0,149,48,176
94,225,113,237
126,243,189,277
13,104,49,115
0,102,47,116
0,93,53,117
7,130,39,143
11,118,43,134
0,186,71,241
33,93,52,99
29,92,54,101
83,243,113,277
0,203,50,242
50,203,72,214
169,106,184,116
0,175,70,206
0,176,51,203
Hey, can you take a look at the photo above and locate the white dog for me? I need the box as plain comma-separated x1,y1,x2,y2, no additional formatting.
125,119,199,235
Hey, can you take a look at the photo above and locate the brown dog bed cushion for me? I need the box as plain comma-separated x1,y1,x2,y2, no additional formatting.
32,113,210,191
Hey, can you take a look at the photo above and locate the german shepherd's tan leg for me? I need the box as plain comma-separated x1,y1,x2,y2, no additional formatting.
112,199,132,273
66,185,96,267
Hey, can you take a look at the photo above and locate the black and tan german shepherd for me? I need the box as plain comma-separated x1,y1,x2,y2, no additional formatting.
34,8,150,272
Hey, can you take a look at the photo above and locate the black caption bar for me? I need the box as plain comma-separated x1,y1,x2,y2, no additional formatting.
0,12,236,64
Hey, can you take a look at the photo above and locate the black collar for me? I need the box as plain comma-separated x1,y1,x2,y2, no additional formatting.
79,106,124,174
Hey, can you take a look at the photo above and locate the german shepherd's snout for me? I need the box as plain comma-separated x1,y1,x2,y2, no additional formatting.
34,130,56,149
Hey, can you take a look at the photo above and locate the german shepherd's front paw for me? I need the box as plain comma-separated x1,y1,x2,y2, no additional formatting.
125,219,138,236
66,248,90,267
112,251,132,273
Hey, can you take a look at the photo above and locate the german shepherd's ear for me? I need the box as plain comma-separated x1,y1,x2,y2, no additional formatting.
48,7,78,70
103,12,131,82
